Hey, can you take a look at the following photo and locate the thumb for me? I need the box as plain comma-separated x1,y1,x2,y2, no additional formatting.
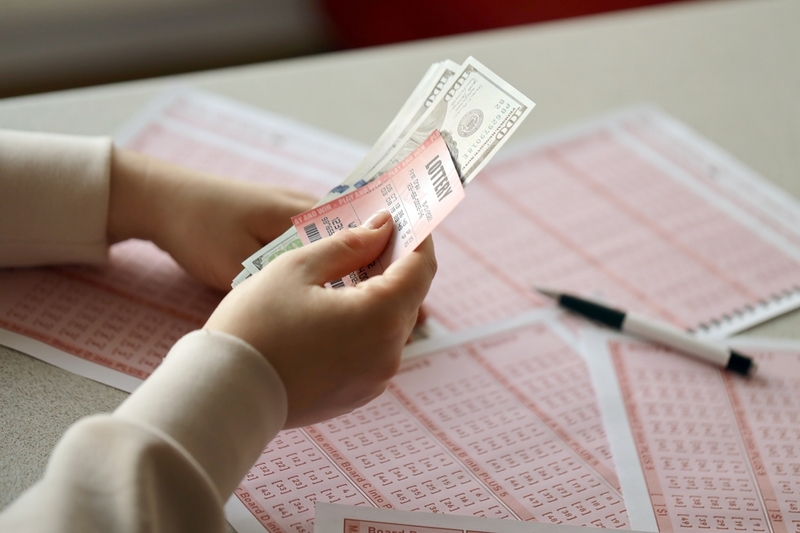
290,210,394,285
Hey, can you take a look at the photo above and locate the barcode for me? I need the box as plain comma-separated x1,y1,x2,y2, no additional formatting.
303,223,322,243
330,279,345,289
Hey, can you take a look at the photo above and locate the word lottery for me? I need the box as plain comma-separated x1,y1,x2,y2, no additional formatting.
233,56,534,286
292,130,464,287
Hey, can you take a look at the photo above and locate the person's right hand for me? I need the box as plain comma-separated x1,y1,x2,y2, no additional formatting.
107,147,316,291
204,210,437,428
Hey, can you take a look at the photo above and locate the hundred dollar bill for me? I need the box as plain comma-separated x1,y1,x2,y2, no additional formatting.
334,59,460,201
360,56,534,186
234,57,533,285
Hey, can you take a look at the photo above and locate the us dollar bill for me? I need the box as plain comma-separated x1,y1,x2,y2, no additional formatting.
359,56,534,186
233,227,301,286
336,59,460,201
234,57,533,285
232,268,252,286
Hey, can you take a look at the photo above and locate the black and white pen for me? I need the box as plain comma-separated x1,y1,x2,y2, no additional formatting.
535,287,757,376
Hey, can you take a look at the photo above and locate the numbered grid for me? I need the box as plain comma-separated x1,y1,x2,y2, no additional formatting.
236,323,629,532
426,129,800,333
609,341,800,532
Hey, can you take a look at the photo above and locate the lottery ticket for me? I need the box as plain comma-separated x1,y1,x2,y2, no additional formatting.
313,502,651,533
292,130,464,287
584,331,800,532
226,317,631,533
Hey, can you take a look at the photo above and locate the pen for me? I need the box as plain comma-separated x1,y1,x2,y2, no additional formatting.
535,287,757,376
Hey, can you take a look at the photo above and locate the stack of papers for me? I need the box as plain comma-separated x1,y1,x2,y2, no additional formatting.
3,86,800,533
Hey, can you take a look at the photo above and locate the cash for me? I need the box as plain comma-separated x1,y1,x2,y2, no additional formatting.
233,57,533,286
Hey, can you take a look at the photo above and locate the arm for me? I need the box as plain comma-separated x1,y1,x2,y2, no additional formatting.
1,210,437,532
0,329,285,533
0,130,316,290
0,129,111,266
1,129,435,530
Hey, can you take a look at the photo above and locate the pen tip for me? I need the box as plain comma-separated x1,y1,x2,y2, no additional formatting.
532,286,561,300
729,350,757,377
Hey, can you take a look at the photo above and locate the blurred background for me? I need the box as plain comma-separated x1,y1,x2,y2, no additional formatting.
0,0,693,98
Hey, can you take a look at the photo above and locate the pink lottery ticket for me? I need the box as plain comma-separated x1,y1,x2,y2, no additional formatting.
620,112,800,253
232,321,629,533
292,130,464,287
596,337,800,532
423,114,800,337
312,502,653,533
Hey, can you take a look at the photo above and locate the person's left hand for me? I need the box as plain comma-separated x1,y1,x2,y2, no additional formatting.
107,147,316,290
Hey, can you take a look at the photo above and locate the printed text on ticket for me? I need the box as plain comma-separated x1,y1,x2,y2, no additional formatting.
292,130,464,288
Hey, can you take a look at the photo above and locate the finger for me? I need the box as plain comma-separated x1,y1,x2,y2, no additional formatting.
415,305,428,326
227,234,264,277
271,194,317,218
285,211,394,285
363,235,437,312
260,185,317,205
249,197,317,243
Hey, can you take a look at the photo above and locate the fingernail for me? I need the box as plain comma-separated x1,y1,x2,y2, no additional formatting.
363,209,391,230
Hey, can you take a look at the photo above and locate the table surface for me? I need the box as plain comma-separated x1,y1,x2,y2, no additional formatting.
1,0,799,515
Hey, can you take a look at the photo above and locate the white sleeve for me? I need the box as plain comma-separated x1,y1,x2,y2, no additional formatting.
0,129,112,266
0,329,288,533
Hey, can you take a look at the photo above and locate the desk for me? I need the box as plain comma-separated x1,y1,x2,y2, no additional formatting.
1,0,798,517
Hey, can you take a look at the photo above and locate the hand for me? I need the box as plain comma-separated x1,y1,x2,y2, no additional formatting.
204,211,437,428
107,147,316,290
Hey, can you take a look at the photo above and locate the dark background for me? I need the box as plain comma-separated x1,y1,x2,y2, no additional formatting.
0,0,692,99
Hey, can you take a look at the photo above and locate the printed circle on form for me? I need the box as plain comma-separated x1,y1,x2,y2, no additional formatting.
457,109,484,137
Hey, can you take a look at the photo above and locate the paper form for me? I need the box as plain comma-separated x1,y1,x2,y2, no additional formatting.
584,332,800,532
228,313,629,533
617,110,800,250
313,502,653,533
424,108,800,338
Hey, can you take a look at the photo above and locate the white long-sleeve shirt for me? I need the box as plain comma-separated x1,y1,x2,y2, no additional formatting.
0,130,288,532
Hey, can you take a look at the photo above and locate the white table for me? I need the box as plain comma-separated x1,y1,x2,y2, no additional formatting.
1,0,799,516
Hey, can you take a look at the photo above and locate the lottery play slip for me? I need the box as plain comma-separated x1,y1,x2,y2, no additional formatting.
4,78,800,533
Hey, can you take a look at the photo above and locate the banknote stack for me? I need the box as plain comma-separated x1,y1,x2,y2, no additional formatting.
232,57,534,287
